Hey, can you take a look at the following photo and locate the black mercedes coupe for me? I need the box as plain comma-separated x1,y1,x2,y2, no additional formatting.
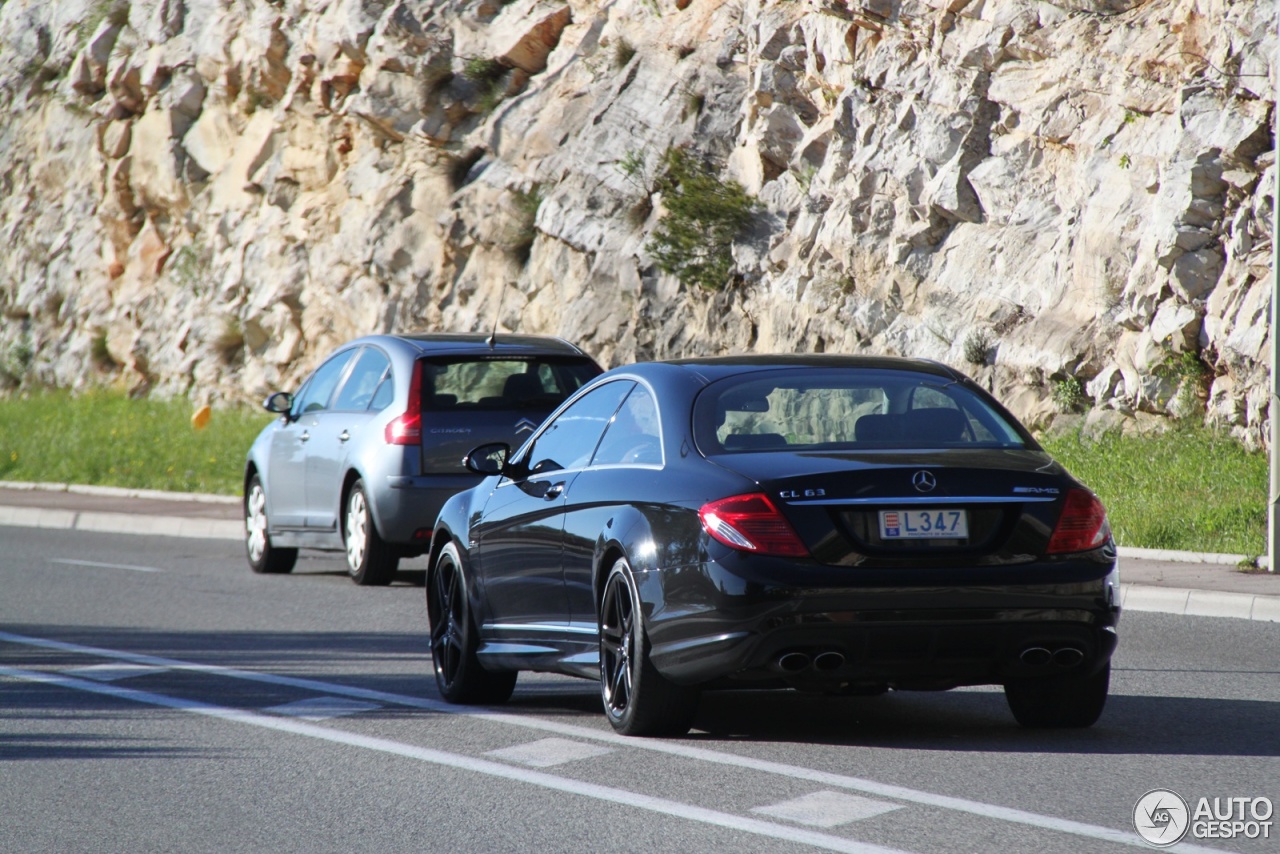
426,356,1120,736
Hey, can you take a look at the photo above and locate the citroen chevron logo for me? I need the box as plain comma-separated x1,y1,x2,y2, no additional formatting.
912,471,937,493
515,418,538,434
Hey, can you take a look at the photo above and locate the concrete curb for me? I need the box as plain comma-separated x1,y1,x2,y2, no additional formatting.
3,482,1278,623
0,504,243,541
0,480,240,505
1118,545,1270,570
1119,583,1280,623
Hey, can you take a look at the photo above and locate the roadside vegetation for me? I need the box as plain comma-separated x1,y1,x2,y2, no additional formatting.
0,389,271,495
0,391,1267,554
1041,424,1266,557
644,148,759,291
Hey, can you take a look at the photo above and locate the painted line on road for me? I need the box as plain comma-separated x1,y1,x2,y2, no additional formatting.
753,792,904,828
49,558,163,573
0,630,1224,853
485,737,613,768
0,665,911,854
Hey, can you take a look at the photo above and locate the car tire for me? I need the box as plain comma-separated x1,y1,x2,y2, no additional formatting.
428,543,517,704
344,480,398,586
244,475,298,575
1004,662,1110,728
599,557,699,737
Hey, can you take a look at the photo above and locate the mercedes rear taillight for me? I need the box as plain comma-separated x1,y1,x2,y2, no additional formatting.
699,493,809,557
1046,488,1111,554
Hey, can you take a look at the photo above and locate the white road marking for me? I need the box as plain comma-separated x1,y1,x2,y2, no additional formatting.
486,737,613,768
49,558,162,573
265,696,383,721
753,791,904,828
65,663,168,682
0,630,1224,853
0,665,912,854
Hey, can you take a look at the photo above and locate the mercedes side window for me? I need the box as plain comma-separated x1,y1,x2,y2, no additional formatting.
333,348,391,412
522,382,634,477
591,384,662,466
293,351,356,415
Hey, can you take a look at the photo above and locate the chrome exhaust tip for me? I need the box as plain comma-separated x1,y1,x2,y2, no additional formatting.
813,651,845,671
778,652,811,673
1052,647,1085,667
1020,647,1052,667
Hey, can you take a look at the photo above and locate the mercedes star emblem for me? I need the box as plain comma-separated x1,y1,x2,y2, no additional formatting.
912,471,937,493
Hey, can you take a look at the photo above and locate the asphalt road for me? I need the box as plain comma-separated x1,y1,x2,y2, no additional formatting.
2,526,1278,853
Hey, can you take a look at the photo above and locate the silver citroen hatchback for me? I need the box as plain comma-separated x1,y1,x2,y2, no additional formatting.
243,333,602,584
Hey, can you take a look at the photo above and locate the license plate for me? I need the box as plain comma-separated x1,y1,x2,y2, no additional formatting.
879,509,968,540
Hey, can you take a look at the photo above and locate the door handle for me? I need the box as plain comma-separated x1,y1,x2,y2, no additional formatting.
339,430,351,442
299,430,311,443
543,483,564,500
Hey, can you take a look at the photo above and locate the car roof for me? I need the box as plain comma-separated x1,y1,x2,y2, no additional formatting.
358,333,590,357
660,354,966,383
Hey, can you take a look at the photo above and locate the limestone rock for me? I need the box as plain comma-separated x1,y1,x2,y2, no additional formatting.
0,0,1272,447
490,0,572,75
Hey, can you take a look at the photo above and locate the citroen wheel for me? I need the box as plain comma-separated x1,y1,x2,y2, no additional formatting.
244,474,297,574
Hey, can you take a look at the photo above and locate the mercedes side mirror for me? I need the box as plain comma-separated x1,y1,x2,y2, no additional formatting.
464,442,512,476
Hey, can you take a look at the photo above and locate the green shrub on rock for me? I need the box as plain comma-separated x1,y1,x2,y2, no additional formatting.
646,148,758,291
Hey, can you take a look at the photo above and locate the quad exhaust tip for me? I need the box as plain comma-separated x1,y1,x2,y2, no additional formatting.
1019,645,1085,668
777,650,845,673
813,651,846,671
778,652,811,672
1020,647,1052,667
1052,647,1084,667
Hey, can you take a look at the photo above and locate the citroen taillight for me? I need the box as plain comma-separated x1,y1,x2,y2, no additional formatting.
385,359,423,445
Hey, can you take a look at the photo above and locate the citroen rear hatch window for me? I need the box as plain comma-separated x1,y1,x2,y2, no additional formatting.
418,355,602,474
422,357,599,411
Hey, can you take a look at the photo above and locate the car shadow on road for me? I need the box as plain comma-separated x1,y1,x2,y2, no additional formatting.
5,622,1276,759
685,686,1280,756
283,555,427,586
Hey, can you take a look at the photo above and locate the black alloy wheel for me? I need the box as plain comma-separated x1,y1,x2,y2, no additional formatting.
428,543,516,704
1004,662,1110,728
344,480,398,586
599,557,699,737
244,474,297,574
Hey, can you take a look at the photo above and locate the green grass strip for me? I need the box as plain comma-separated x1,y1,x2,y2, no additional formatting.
0,390,1269,554
1042,425,1267,557
0,389,272,496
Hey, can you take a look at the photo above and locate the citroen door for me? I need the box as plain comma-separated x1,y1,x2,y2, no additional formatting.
304,346,392,532
267,349,355,530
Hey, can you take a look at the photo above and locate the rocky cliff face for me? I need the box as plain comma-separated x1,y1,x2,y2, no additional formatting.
0,0,1274,440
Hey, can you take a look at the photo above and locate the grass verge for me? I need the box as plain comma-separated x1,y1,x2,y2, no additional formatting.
0,392,1268,554
1041,424,1266,556
0,389,272,496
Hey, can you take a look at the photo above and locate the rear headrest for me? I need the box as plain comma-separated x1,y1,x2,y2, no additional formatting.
502,372,544,400
855,409,967,444
906,408,968,444
722,433,787,451
854,414,898,442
